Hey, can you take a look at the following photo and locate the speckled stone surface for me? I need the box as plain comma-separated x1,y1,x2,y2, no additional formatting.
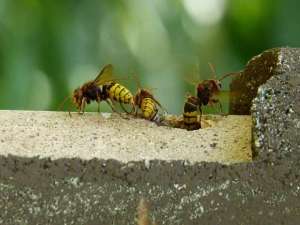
1,158,300,225
0,111,251,164
230,47,300,115
252,72,300,160
1,48,300,225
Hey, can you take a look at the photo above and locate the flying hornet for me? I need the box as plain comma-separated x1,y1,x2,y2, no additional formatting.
195,63,238,114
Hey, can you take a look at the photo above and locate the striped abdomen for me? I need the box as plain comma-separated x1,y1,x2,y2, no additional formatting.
183,96,201,130
183,111,198,125
141,97,158,120
108,83,133,104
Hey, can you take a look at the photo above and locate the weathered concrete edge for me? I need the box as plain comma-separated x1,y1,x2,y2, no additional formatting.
1,155,300,224
229,47,300,115
251,72,300,160
229,47,300,158
250,48,300,160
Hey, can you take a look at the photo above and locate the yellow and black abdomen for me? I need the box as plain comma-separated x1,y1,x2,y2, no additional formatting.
108,82,134,104
141,97,158,120
183,97,201,130
183,111,198,125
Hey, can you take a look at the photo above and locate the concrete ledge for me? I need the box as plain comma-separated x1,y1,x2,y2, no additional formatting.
1,156,300,225
0,110,251,164
252,72,300,160
230,47,300,115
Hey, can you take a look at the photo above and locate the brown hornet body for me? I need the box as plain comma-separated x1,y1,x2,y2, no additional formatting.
175,79,224,131
72,64,134,114
195,63,239,114
181,64,238,129
196,79,222,112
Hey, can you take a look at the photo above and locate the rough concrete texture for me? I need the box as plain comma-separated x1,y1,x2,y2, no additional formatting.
252,72,300,160
1,47,300,225
1,157,300,225
230,47,300,115
0,110,251,164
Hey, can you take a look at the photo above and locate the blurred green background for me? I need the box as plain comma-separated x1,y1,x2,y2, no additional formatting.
0,0,299,114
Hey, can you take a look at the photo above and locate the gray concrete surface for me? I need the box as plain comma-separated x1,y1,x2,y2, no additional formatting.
252,72,300,160
230,47,300,115
1,156,300,225
0,110,251,164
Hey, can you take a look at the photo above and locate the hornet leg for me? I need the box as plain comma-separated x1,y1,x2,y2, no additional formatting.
199,106,202,129
105,99,118,113
211,98,223,114
79,98,86,115
96,93,101,114
97,103,100,113
106,100,129,119
119,102,131,114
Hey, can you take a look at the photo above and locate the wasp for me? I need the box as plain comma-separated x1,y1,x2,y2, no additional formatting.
133,88,166,124
70,64,135,115
196,64,230,110
162,94,201,130
183,94,201,130
193,63,238,116
130,74,167,123
182,63,238,128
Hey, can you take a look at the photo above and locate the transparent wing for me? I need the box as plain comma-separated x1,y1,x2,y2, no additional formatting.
93,64,114,86
219,71,242,81
131,73,142,90
183,69,202,86
183,63,205,86
208,62,217,80
142,88,168,113
184,74,200,86
215,90,241,99
151,94,168,113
